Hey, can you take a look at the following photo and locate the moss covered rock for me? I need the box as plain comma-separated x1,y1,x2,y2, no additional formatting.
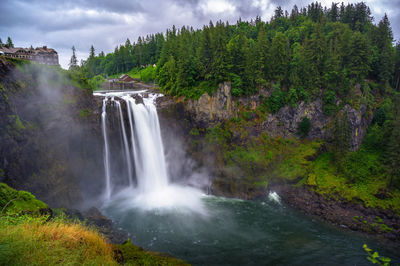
114,241,189,266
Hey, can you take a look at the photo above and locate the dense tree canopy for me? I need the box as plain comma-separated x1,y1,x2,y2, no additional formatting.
82,2,397,103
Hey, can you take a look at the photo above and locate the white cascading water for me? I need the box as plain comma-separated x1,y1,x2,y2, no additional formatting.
94,90,205,213
129,95,168,192
101,97,111,200
115,101,133,187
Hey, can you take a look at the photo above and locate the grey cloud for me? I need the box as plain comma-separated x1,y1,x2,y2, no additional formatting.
1,0,399,68
0,0,144,14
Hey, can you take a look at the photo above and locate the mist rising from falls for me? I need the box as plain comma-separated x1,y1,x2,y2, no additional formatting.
95,90,205,213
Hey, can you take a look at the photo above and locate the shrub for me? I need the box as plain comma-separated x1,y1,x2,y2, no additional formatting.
267,83,286,113
88,75,105,91
140,65,157,83
323,90,336,115
298,117,311,138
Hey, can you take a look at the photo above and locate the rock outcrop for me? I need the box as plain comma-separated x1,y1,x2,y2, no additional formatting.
262,100,372,150
262,99,329,139
183,82,235,127
158,82,372,151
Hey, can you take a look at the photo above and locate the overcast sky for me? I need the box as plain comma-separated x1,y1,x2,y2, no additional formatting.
1,0,399,69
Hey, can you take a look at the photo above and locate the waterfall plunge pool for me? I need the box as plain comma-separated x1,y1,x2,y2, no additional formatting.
102,195,400,265
102,194,400,266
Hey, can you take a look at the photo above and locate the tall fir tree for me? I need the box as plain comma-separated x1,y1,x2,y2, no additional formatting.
269,32,290,82
89,45,95,58
386,95,400,188
69,46,78,69
6,37,14,48
347,32,371,82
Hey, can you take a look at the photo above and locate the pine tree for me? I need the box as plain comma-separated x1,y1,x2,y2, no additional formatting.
305,25,326,90
328,2,339,22
274,6,284,19
69,46,78,69
376,14,394,84
198,25,213,80
254,26,269,85
269,32,290,82
0,38,3,47
89,45,95,58
6,37,14,48
386,95,400,188
393,43,400,91
347,32,371,82
210,21,229,84
333,111,351,161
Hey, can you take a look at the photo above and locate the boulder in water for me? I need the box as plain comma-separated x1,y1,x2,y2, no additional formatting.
133,94,144,105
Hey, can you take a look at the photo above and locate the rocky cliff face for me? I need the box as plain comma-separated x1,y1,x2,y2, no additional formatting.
182,82,235,127
262,100,372,151
0,58,103,208
161,82,372,151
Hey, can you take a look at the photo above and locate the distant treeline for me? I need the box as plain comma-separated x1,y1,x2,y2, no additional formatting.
81,2,400,102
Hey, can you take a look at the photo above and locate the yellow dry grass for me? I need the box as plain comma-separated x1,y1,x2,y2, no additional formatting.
0,219,119,265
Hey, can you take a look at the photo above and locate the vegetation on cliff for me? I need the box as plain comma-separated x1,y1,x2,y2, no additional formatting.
194,97,400,213
0,57,105,207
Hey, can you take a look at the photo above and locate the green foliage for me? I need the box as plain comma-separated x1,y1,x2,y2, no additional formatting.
77,2,396,105
298,117,311,138
266,83,286,113
116,241,189,266
323,90,336,115
287,87,299,107
8,115,25,131
363,244,391,266
332,112,351,160
140,65,157,83
6,37,14,48
79,108,91,117
340,148,383,183
230,73,243,96
88,74,105,91
386,95,400,188
0,183,48,215
347,32,372,82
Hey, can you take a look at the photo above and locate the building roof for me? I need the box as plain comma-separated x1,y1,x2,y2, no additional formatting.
0,46,57,55
118,74,135,82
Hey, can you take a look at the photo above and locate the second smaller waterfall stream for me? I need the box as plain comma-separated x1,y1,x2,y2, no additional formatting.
95,90,205,212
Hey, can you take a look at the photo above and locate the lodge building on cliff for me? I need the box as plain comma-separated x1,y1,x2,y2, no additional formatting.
0,46,59,66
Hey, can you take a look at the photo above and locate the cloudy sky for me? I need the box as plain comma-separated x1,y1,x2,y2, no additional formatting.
1,0,399,69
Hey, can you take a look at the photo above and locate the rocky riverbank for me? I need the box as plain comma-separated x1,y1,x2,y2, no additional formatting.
270,183,400,246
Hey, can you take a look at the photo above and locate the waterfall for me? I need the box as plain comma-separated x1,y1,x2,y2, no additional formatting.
115,101,133,187
98,91,169,197
101,97,111,200
130,96,169,193
95,90,205,212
